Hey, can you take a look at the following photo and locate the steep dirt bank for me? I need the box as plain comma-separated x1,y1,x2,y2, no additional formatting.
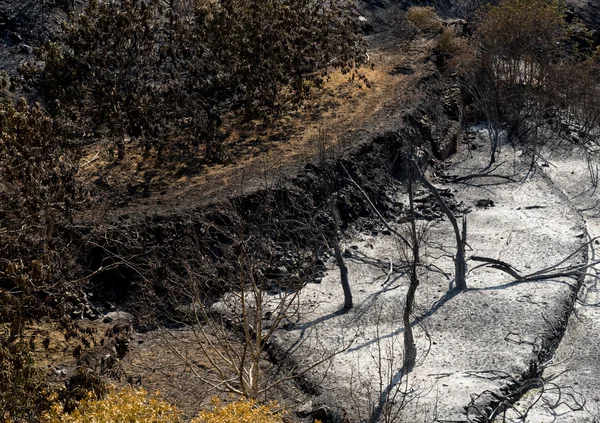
76,126,592,423
81,70,463,325
64,71,464,418
74,85,595,423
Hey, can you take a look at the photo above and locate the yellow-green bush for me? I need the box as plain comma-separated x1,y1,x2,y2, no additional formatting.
42,388,181,423
475,0,569,83
435,27,465,55
191,399,287,423
406,6,443,32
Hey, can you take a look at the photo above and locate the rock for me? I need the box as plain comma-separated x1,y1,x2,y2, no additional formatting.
8,31,22,43
476,199,495,208
311,406,330,421
84,305,97,319
100,353,116,371
19,44,32,54
265,266,290,279
103,311,133,324
115,338,130,358
358,16,374,34
52,367,67,377
296,401,313,417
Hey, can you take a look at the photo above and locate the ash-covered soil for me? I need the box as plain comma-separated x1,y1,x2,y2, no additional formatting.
271,128,587,422
506,139,600,422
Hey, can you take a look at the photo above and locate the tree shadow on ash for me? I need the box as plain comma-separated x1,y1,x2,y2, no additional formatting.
370,365,407,423
347,288,462,353
282,307,350,355
281,270,406,354
468,277,575,292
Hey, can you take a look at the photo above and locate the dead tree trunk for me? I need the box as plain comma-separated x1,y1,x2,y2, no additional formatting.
329,198,353,310
342,162,424,364
415,162,468,290
117,136,125,161
403,175,419,370
403,276,418,370
456,215,467,290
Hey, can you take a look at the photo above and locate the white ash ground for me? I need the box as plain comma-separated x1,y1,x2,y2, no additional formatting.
275,128,586,422
505,140,600,423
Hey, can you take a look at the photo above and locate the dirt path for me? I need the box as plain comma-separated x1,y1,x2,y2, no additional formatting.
275,129,586,422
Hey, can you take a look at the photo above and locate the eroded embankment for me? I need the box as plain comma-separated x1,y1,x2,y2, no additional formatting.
71,71,464,416
80,107,592,423
78,102,592,423
80,70,463,328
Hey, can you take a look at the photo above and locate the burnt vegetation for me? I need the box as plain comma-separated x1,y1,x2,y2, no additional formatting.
0,0,599,421
0,0,368,419
20,0,366,161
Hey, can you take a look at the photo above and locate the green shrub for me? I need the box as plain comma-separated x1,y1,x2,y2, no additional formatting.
406,6,443,32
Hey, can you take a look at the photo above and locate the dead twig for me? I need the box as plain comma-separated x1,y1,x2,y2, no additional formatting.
441,162,517,183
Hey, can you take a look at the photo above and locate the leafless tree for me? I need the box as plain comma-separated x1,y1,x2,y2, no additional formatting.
329,197,353,310
161,196,351,399
349,305,429,423
413,158,468,291
342,155,430,370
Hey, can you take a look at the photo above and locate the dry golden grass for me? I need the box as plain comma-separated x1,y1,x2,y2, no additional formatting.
0,322,104,371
